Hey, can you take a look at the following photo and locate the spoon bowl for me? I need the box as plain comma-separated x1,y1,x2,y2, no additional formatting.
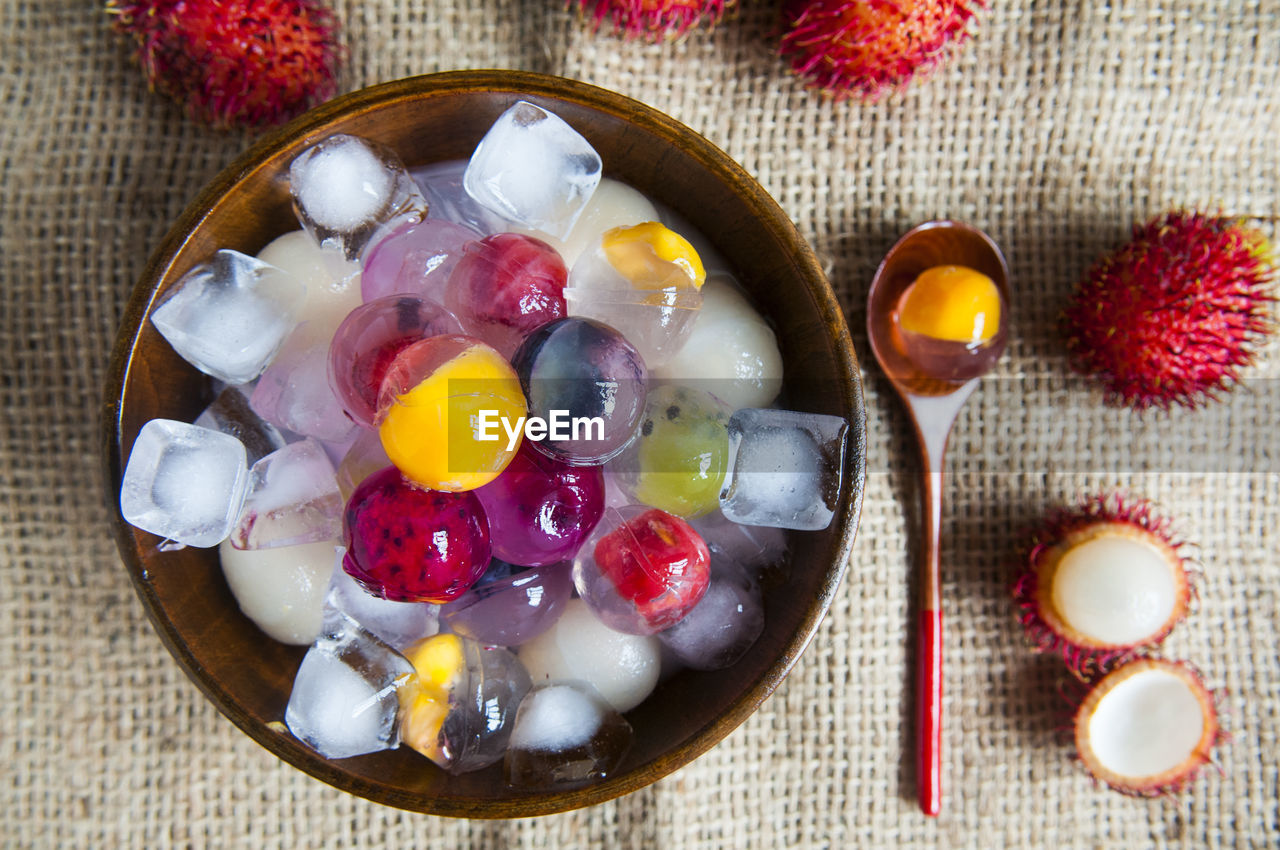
866,219,1009,817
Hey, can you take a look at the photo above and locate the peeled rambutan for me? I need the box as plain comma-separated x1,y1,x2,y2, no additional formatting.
574,0,732,41
778,0,982,102
1073,657,1223,797
106,0,342,130
1013,494,1194,679
1062,211,1276,411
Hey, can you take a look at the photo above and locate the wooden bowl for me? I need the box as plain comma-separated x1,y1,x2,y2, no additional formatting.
101,71,866,817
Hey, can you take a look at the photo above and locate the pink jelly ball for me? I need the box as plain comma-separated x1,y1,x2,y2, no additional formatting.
445,233,568,358
361,218,479,304
327,295,461,428
473,439,605,567
342,466,491,603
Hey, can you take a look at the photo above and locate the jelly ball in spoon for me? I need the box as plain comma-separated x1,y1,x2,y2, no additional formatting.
342,466,490,603
894,265,1007,381
377,334,526,491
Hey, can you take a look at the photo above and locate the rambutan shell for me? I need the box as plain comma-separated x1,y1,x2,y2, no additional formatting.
1062,211,1276,411
1073,658,1221,797
1013,495,1193,678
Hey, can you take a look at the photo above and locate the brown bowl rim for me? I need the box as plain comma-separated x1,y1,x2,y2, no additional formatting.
100,69,866,817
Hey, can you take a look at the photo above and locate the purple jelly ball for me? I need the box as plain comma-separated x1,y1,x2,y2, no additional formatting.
511,317,647,466
361,218,479,304
445,233,569,359
342,466,490,603
473,439,605,566
327,295,461,428
439,560,573,646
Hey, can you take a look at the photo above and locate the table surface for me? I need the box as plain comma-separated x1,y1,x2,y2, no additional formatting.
3,1,1278,847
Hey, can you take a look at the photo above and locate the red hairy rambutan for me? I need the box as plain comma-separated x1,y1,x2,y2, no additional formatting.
106,0,342,130
779,0,982,102
1062,211,1275,411
1013,494,1194,680
574,0,732,42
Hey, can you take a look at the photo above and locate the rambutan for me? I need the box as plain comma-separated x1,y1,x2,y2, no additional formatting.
1062,211,1276,411
779,0,982,102
1072,657,1223,797
106,0,342,130
574,0,732,41
1013,494,1194,679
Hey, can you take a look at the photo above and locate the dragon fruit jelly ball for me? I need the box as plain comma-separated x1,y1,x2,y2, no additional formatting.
327,295,461,428
573,505,711,635
473,439,605,567
377,334,526,492
511,317,647,467
342,466,491,603
445,233,569,359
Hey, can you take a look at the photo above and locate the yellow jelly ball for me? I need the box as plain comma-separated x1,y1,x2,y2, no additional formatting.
897,265,1001,344
602,221,706,291
398,634,465,763
379,341,526,492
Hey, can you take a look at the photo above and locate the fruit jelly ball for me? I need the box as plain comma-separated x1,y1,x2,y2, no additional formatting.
327,295,461,428
360,217,479,304
512,317,647,466
896,265,1001,344
377,334,526,491
445,233,569,359
342,466,491,603
574,506,711,634
474,439,605,566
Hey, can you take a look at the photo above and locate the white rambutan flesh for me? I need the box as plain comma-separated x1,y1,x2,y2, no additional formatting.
1074,658,1220,795
1049,525,1181,646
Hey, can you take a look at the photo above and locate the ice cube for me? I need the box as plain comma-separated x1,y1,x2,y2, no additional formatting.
151,249,304,384
398,634,532,774
284,611,414,760
195,386,287,466
326,559,439,651
250,325,357,443
504,681,633,790
119,419,248,548
230,439,343,550
463,101,602,241
659,559,764,670
718,408,848,531
289,134,428,262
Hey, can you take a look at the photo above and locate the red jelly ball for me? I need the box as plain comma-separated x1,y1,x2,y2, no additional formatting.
445,233,568,358
342,466,491,602
592,508,710,630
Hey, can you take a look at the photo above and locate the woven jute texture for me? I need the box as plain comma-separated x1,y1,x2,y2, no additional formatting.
3,0,1278,846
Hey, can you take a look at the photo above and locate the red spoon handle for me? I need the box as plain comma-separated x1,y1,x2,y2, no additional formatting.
918,608,942,817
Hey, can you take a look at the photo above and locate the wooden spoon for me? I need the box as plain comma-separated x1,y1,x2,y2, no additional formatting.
866,220,1010,816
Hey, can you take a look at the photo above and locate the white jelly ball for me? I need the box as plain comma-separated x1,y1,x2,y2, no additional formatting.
1053,533,1178,645
653,275,783,409
518,598,660,712
219,538,337,645
1087,667,1207,779
257,231,362,343
515,178,659,267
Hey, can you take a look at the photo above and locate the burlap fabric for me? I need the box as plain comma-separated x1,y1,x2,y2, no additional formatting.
3,1,1278,846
